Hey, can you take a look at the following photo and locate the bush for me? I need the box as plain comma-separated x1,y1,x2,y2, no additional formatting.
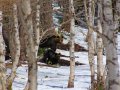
38,48,45,56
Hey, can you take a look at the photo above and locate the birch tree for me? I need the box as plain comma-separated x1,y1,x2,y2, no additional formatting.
68,0,75,88
96,15,104,90
18,0,26,62
84,0,95,89
101,0,120,90
6,3,20,89
30,0,41,58
19,0,37,90
0,10,6,90
34,0,40,58
96,0,104,88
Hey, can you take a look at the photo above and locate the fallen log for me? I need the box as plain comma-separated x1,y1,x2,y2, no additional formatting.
58,59,85,66
39,58,85,66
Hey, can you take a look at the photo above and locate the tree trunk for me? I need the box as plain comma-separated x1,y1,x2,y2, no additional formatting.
96,0,104,89
18,2,27,62
84,0,95,89
30,0,40,58
0,11,6,90
97,20,103,82
20,0,37,90
102,0,120,90
19,24,26,62
97,19,104,90
68,0,75,88
34,0,40,58
6,4,20,90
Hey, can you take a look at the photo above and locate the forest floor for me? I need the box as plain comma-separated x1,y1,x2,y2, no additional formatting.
6,29,120,90
7,52,92,90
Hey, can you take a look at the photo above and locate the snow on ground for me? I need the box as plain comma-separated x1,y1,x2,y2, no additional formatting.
11,60,91,90
57,49,106,65
8,29,120,90
74,26,88,49
62,26,88,50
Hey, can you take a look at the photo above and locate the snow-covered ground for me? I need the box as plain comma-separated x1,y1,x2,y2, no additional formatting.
62,26,88,50
7,28,120,90
10,64,90,90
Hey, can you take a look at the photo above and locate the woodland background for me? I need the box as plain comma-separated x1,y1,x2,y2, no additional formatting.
0,0,120,90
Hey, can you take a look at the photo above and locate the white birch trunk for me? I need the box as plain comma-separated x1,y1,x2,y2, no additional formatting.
97,18,103,78
102,0,120,90
97,18,104,88
68,0,75,88
88,24,95,90
97,0,104,86
34,0,40,58
0,11,6,90
20,0,37,90
84,0,95,89
88,1,95,90
7,4,20,89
